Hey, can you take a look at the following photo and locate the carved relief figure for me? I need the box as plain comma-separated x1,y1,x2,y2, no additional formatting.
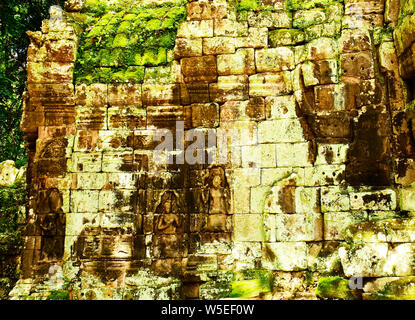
39,138,67,159
152,191,185,266
202,166,230,214
155,191,182,234
36,188,65,261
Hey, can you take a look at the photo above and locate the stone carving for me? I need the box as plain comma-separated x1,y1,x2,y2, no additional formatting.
36,188,65,261
202,166,230,215
39,138,67,159
155,191,182,234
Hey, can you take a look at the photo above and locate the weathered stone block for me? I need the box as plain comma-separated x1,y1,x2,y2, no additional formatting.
341,51,375,79
249,72,292,97
174,38,203,58
234,27,268,48
108,106,146,131
75,106,107,130
27,61,73,83
107,83,142,107
241,144,276,168
98,190,136,213
265,95,296,120
75,83,107,107
275,213,323,241
401,188,415,211
75,173,107,190
217,48,255,75
258,119,306,143
71,190,99,213
339,29,372,53
186,1,212,20
142,83,181,105
221,97,265,121
247,11,292,28
177,20,214,38
304,165,345,186
255,47,295,72
233,214,265,242
315,144,348,165
340,243,415,277
69,152,102,172
324,211,368,240
302,60,338,87
181,55,217,83
321,187,350,212
350,190,397,211
202,37,236,55
210,75,249,103
214,19,248,37
276,142,312,167
261,242,307,271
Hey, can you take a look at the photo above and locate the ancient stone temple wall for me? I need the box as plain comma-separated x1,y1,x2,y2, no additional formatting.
11,0,415,299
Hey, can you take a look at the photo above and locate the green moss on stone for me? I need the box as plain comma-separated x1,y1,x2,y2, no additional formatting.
237,0,259,11
316,276,361,300
286,0,343,11
371,278,415,300
73,0,188,84
269,28,305,46
46,290,70,300
229,270,273,298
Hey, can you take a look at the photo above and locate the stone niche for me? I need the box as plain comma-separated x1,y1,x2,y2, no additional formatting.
11,0,415,300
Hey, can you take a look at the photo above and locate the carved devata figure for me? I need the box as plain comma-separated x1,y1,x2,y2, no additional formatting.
155,190,182,234
36,188,65,261
202,166,230,215
152,190,186,272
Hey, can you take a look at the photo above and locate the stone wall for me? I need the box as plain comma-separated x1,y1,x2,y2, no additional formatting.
11,0,415,300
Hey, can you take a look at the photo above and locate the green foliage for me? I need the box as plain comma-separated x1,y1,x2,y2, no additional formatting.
0,0,65,166
46,290,70,300
0,181,26,256
229,270,273,298
286,0,343,11
315,276,361,300
72,0,187,84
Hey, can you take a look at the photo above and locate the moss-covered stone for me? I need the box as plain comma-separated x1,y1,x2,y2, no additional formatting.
286,0,343,11
73,0,188,84
315,276,361,300
369,277,415,300
230,270,273,298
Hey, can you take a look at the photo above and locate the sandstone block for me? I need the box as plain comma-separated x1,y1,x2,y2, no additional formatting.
324,211,368,240
71,190,99,213
202,37,236,55
247,11,292,28
276,142,311,167
265,95,297,119
241,144,276,168
261,242,307,271
220,97,265,121
233,214,265,241
177,20,213,38
181,56,217,83
255,47,295,72
321,186,350,212
295,186,320,214
258,119,305,143
249,72,292,97
107,83,142,107
214,19,248,37
209,75,249,103
217,48,255,75
350,190,397,211
275,213,323,241
174,38,203,58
